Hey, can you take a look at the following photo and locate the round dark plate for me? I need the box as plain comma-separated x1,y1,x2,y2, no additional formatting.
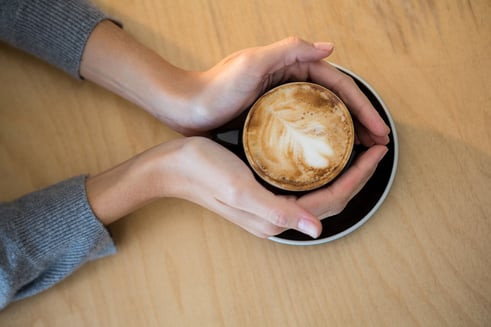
211,63,398,246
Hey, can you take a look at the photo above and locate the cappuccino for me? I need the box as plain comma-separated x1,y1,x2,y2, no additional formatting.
243,82,354,192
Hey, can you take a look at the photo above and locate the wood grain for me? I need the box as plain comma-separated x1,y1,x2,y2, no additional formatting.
1,0,490,325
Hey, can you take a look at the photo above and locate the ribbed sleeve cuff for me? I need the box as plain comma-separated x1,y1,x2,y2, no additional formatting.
1,0,113,78
0,175,116,302
12,175,116,263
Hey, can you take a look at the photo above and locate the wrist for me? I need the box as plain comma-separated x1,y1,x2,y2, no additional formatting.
85,149,158,225
85,138,190,225
80,21,207,134
148,70,209,135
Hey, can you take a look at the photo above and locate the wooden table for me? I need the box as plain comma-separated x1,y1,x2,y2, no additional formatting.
1,0,490,325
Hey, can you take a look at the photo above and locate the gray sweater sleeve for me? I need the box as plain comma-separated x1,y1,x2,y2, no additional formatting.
0,176,117,309
0,0,110,78
0,0,118,309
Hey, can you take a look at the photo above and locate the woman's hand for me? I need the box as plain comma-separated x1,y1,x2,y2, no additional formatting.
192,37,390,147
87,137,322,238
87,137,387,238
81,23,389,145
154,137,326,238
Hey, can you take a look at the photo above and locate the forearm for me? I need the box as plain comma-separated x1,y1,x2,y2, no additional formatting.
85,138,186,225
80,21,204,134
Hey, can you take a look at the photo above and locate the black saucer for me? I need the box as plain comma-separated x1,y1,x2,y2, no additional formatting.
212,64,399,245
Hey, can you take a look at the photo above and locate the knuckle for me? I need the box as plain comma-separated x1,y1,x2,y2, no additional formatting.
282,36,304,47
336,73,356,90
223,183,245,206
223,177,258,207
317,192,349,217
233,51,256,69
267,209,289,228
331,199,349,216
280,37,306,66
344,74,356,85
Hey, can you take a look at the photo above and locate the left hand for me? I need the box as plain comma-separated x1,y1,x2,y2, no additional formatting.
189,37,390,147
81,23,388,145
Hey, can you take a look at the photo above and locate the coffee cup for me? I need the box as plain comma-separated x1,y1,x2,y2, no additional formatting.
242,82,355,192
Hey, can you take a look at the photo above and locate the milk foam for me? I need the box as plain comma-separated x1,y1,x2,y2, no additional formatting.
244,83,354,191
275,116,333,168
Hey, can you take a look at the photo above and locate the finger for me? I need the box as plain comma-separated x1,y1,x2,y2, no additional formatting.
255,37,334,75
354,119,390,146
210,198,285,238
354,119,375,147
226,184,323,238
308,61,390,143
297,145,388,218
355,119,383,147
250,192,322,238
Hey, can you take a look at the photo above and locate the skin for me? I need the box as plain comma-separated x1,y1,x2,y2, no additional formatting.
82,21,390,239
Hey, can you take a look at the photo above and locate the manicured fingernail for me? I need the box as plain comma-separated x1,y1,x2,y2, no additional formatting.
314,42,334,51
298,219,320,238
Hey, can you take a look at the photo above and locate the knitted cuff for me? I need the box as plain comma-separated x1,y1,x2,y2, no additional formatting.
0,175,116,302
0,0,116,78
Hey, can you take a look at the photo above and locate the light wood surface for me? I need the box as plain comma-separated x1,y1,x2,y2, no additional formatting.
1,0,490,326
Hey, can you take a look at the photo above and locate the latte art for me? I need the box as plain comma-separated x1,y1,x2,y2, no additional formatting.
243,82,354,191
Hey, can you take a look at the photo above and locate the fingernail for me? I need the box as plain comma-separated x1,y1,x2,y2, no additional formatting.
298,219,320,238
313,42,334,51
385,124,391,134
379,147,389,160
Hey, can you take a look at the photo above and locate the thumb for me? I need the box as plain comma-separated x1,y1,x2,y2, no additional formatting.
238,187,323,238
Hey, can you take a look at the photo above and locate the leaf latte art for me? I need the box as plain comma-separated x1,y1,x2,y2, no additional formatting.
243,82,354,191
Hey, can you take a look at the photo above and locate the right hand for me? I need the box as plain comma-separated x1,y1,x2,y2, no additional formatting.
88,136,386,239
150,137,322,238
148,137,386,238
